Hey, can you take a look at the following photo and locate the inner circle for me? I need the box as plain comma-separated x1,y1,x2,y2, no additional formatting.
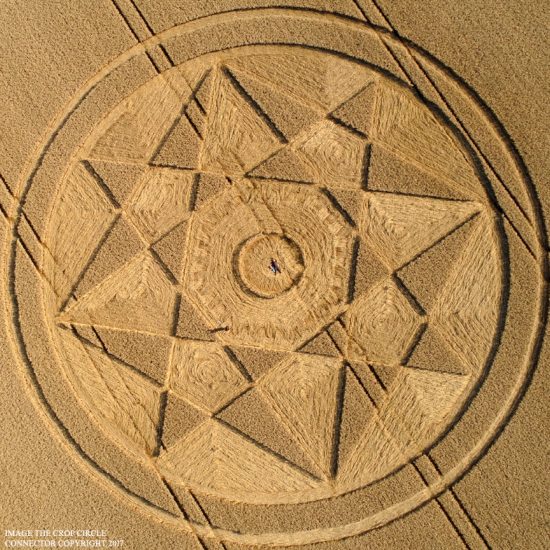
235,233,304,298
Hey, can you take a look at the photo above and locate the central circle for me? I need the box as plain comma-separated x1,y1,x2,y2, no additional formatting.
235,233,305,298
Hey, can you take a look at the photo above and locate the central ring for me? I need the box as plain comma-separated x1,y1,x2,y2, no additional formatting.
234,233,305,298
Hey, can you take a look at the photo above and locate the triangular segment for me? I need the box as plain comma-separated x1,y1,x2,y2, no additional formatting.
339,416,405,485
175,68,212,137
51,163,116,306
331,82,377,137
195,172,227,209
226,52,372,110
259,355,341,476
380,369,470,451
362,192,480,269
199,69,280,175
87,160,146,206
187,69,212,113
151,113,201,169
217,389,322,477
324,60,376,111
177,63,213,113
407,326,468,375
150,220,189,281
228,346,288,380
336,365,377,473
294,120,367,189
397,214,478,310
127,167,194,241
75,215,144,298
404,369,469,421
247,147,315,183
372,83,481,196
431,215,500,371
61,252,176,335
176,295,214,341
351,239,389,300
162,392,207,448
227,67,321,140
93,326,173,384
367,145,471,200
157,420,317,494
90,78,181,163
58,331,161,455
298,330,340,357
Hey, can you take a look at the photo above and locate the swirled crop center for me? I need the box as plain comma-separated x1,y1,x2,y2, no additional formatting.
45,45,501,504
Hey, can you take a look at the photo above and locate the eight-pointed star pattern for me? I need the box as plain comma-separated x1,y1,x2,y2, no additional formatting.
54,51,499,497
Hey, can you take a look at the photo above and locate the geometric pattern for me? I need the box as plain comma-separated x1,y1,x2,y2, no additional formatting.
182,182,354,349
1,0,541,545
169,340,248,412
2,0,544,542
344,279,422,365
48,48,500,506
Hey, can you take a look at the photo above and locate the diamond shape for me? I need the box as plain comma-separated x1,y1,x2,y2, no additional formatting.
127,166,194,241
293,119,367,189
345,279,422,365
169,340,249,412
258,354,342,477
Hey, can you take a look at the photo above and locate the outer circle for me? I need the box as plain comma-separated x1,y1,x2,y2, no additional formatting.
5,9,547,546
